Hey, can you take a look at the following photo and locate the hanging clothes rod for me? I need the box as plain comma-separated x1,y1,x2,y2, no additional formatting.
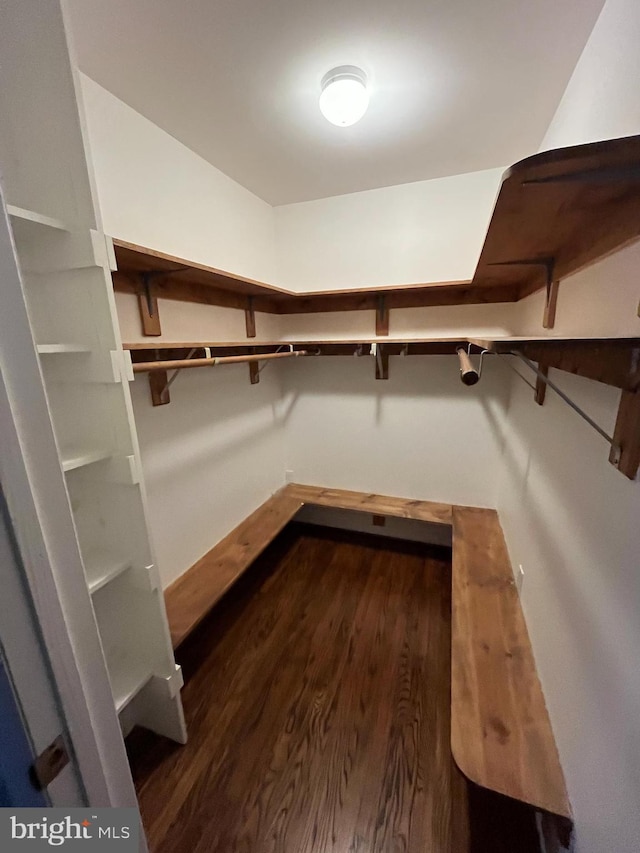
509,351,621,462
132,349,309,373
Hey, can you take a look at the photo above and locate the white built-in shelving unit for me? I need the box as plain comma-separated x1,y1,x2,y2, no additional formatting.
0,1,186,744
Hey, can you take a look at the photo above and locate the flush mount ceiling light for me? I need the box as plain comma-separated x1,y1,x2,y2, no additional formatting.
319,66,369,127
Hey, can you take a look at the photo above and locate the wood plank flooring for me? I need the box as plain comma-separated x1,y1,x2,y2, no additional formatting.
132,525,467,853
128,524,535,853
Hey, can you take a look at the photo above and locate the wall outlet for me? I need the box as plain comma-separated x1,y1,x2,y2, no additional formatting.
516,564,525,594
285,469,294,483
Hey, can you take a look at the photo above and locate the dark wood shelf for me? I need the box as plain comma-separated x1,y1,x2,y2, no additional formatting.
112,134,640,315
472,134,640,297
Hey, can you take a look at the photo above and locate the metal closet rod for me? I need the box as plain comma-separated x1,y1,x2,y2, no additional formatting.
133,349,309,373
508,350,621,461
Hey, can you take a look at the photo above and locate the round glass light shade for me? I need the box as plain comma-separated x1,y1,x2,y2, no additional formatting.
319,66,369,127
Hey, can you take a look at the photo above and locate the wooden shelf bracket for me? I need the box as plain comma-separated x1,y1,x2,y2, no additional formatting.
138,273,162,337
535,364,549,406
488,257,558,328
374,343,389,380
610,390,640,479
245,297,256,339
136,264,190,337
375,295,389,336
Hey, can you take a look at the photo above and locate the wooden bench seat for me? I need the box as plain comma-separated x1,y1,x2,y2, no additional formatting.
164,484,571,822
165,484,452,647
164,490,304,647
451,506,571,819
285,483,452,525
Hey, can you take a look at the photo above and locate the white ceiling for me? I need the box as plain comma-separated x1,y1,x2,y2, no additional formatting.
66,0,605,206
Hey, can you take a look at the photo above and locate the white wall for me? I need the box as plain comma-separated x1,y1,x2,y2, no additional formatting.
80,76,287,588
540,0,640,151
282,355,510,509
511,240,640,340
497,371,640,853
80,75,278,284
497,3,640,850
115,292,283,345
280,302,518,341
81,74,505,297
130,364,286,588
274,167,504,291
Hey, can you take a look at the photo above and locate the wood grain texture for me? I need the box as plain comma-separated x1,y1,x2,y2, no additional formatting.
248,359,260,385
450,506,571,819
164,491,303,647
131,526,470,853
472,338,640,392
286,483,453,526
245,298,256,338
113,241,516,314
165,486,453,648
124,337,467,349
535,365,549,406
610,389,640,479
472,134,640,297
113,240,290,298
115,136,640,315
163,488,571,826
137,291,161,336
149,370,170,406
375,296,389,336
542,280,559,330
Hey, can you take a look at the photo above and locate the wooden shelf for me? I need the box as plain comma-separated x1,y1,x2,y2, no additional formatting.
112,242,510,314
37,343,91,354
287,484,452,526
61,447,112,472
124,337,470,350
472,134,640,297
165,485,454,648
111,135,640,315
124,335,640,352
85,551,132,594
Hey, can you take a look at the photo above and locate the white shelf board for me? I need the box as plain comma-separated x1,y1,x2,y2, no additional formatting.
37,343,91,354
61,447,112,472
85,552,132,595
111,660,152,713
7,204,69,232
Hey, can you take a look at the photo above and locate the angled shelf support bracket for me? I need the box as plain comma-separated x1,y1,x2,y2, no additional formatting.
138,273,162,336
136,265,190,337
149,346,201,406
374,342,389,380
535,364,549,406
488,257,557,328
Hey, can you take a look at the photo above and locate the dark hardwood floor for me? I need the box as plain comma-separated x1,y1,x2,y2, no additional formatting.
127,524,537,853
